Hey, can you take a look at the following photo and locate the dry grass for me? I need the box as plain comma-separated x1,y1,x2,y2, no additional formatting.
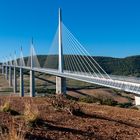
24,99,40,126
0,96,11,112
0,118,25,140
0,102,10,112
7,125,25,140
51,95,82,115
0,96,139,139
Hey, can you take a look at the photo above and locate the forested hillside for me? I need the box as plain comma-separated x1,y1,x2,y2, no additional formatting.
14,55,140,77
94,55,140,76
38,56,140,77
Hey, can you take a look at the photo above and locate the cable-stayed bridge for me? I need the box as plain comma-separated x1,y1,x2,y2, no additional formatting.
1,9,140,104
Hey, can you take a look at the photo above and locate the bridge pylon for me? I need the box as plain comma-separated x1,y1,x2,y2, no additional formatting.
20,48,24,97
135,96,140,106
13,53,17,93
4,57,8,80
20,68,24,97
13,67,17,93
5,65,8,80
30,40,35,97
9,57,12,87
2,63,4,75
56,8,66,94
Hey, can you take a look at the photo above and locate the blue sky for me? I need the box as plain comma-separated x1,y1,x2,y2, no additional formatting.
0,0,140,61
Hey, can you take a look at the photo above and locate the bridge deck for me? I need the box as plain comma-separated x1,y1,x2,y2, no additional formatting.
2,65,139,96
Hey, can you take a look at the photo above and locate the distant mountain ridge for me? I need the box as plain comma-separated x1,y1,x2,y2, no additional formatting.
35,55,140,77
2,55,140,77
93,55,140,77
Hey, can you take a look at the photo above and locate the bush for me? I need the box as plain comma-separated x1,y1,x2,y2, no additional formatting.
100,98,118,106
51,95,83,116
130,106,139,110
118,102,133,108
2,88,13,92
65,94,78,101
79,95,118,106
24,101,39,127
51,95,67,110
79,96,99,103
35,88,55,94
7,125,25,140
67,103,83,116
0,101,20,116
0,102,10,112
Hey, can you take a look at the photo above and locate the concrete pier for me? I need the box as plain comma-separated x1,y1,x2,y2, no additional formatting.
30,70,35,97
5,66,8,80
20,68,24,97
3,66,5,75
29,40,35,97
135,96,140,106
13,67,17,93
9,66,12,87
56,9,67,94
2,65,4,75
56,76,66,94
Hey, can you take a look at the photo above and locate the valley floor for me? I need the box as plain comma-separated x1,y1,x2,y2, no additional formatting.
0,73,139,139
0,96,139,140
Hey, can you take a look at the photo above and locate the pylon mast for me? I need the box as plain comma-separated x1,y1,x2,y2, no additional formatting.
58,8,63,73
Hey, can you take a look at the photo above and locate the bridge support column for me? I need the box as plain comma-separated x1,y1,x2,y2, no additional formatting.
5,66,8,80
56,76,66,94
13,67,17,93
30,70,35,97
20,68,24,97
135,96,140,106
2,65,4,75
56,9,66,94
3,66,5,75
9,66,12,87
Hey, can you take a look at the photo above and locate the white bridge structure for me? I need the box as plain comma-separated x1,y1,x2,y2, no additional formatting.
1,9,140,105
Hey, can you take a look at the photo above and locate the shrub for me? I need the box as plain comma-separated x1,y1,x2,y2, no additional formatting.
67,103,83,116
7,125,25,140
51,95,83,116
118,102,133,108
100,98,118,106
78,95,118,106
79,96,99,103
0,102,10,112
0,119,25,140
51,95,67,110
24,101,39,127
0,124,8,134
0,101,20,116
130,106,139,110
2,88,13,92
